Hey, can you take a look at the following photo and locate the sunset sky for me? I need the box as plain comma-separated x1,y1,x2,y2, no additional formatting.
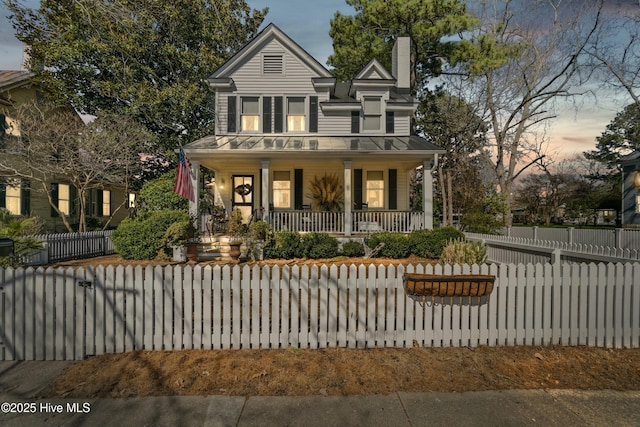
1,0,637,160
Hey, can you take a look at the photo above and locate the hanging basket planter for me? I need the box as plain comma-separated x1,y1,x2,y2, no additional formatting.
403,273,495,297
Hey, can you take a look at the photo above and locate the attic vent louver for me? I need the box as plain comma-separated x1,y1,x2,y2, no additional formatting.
263,54,283,74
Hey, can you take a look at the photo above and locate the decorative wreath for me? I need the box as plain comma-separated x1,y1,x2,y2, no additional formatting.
234,183,253,196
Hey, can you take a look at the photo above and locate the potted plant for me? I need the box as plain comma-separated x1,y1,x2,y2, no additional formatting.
227,208,246,261
163,220,198,262
403,239,494,298
247,220,272,261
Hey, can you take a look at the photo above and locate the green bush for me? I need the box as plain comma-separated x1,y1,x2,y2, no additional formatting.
366,232,410,259
112,210,189,259
0,210,44,267
439,239,487,265
264,231,302,259
341,240,365,257
408,226,464,259
138,171,188,213
300,233,339,259
248,220,272,241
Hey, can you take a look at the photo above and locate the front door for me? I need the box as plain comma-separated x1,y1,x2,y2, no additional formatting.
231,175,254,223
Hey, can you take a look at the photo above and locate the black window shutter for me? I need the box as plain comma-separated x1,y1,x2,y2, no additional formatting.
0,179,6,209
386,111,394,134
20,179,30,215
294,169,303,210
354,169,363,210
263,97,272,133
309,96,318,133
227,96,237,133
351,111,360,133
96,189,103,216
388,169,397,210
50,183,59,217
274,97,283,133
70,185,77,215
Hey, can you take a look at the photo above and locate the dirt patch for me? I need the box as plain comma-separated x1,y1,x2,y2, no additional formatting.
46,346,640,398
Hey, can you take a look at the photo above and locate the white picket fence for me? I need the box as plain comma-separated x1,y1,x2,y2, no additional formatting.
507,226,640,251
1,262,639,361
466,232,640,264
22,231,115,265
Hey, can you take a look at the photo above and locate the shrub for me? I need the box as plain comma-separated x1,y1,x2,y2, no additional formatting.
409,226,464,259
264,231,302,259
138,171,188,213
300,233,339,259
112,210,189,259
0,209,44,267
440,239,487,265
341,240,365,257
248,220,272,241
366,232,410,259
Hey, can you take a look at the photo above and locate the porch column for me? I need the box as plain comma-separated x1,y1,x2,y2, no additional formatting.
344,160,352,236
189,160,200,223
423,159,433,230
261,160,270,222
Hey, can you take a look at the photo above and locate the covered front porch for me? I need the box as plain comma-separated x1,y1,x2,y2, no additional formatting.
184,135,442,237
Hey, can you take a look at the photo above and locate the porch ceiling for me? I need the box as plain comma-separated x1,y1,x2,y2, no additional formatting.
184,135,444,160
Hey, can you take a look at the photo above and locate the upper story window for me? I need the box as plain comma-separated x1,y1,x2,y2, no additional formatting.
362,97,382,132
287,97,305,132
241,97,260,131
263,54,283,75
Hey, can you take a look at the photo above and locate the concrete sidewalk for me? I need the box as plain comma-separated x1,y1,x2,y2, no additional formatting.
1,361,639,427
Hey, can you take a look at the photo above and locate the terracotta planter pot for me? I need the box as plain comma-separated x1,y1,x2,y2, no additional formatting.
229,243,242,261
186,243,199,262
403,273,495,297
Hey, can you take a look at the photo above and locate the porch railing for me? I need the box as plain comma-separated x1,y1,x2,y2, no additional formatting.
270,211,345,233
268,210,424,234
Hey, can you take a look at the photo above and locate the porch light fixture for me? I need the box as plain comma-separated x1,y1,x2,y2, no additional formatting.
634,170,640,189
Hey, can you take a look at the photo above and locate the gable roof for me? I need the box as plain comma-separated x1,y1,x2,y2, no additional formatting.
208,23,333,80
0,70,35,106
354,58,394,80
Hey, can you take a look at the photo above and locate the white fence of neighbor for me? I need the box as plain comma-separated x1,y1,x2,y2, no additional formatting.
466,232,640,264
507,226,640,251
1,262,639,361
22,230,115,266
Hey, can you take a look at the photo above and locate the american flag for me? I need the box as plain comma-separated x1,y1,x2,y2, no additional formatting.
174,146,195,202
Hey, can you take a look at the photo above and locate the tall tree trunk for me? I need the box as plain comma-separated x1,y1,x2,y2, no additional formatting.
439,166,448,226
447,173,454,228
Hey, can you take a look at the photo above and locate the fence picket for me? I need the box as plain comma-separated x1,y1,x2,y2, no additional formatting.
337,265,348,347
250,265,260,349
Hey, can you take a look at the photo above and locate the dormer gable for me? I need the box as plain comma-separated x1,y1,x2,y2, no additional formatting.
354,59,394,81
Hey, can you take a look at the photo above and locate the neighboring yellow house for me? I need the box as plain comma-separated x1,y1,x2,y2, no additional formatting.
184,24,443,236
0,70,131,232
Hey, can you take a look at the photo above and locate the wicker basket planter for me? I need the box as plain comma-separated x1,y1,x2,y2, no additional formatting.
403,273,495,297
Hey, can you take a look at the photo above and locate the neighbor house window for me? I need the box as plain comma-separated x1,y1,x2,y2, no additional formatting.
102,190,111,216
5,179,21,215
366,170,384,208
637,195,640,214
58,184,71,215
241,97,260,131
363,97,381,131
128,193,137,209
287,97,305,132
273,171,291,208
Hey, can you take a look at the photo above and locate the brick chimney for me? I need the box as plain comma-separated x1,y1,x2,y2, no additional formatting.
392,37,411,93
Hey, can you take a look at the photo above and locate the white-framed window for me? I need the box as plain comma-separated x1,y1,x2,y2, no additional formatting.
5,178,21,215
366,170,384,208
128,193,137,209
102,190,111,216
58,183,71,215
362,97,382,131
241,97,260,131
287,97,305,132
636,195,640,214
273,171,291,208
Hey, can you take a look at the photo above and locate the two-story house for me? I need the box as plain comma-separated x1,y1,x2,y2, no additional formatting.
620,150,640,228
0,70,131,232
184,24,443,237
